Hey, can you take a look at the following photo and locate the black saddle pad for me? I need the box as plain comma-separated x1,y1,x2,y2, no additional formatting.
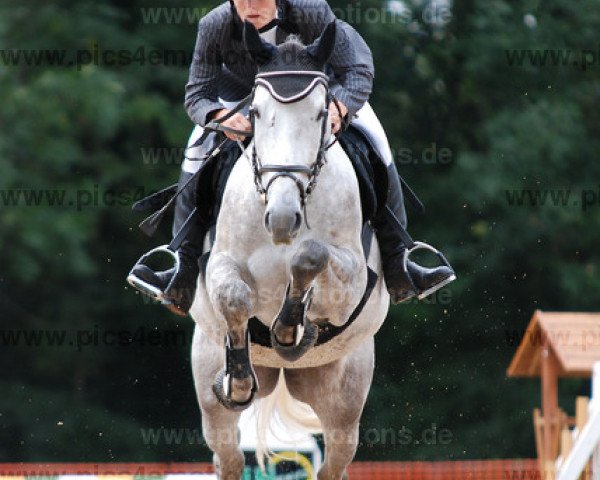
337,125,389,224
195,136,246,228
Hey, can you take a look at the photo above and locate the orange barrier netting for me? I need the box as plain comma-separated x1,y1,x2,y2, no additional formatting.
0,460,539,479
347,459,539,479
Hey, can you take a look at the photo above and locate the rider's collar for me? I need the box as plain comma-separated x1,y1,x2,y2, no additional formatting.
258,17,278,34
230,0,296,41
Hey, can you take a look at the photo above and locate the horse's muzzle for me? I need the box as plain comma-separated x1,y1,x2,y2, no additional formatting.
264,209,302,245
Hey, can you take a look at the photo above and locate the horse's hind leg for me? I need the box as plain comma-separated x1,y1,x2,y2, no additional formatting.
285,337,375,480
207,252,257,408
192,326,280,479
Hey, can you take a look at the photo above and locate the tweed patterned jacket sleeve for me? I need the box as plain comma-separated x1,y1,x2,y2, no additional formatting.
184,0,374,126
184,4,230,127
292,0,374,119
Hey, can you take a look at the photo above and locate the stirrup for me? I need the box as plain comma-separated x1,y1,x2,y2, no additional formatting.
402,241,456,299
126,245,180,301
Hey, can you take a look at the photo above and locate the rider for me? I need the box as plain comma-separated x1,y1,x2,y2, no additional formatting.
128,0,455,316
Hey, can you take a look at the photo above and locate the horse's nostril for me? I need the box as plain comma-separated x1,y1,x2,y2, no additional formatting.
264,211,271,232
293,212,302,232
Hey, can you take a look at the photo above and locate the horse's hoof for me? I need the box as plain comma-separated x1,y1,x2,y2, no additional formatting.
212,370,255,412
270,319,318,362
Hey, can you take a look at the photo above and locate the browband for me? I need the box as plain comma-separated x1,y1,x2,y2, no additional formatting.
254,71,329,103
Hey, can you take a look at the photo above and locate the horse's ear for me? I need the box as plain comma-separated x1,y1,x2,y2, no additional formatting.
243,20,277,66
306,21,337,67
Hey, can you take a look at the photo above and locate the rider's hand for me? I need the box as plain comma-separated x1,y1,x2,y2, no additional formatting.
328,100,348,135
212,108,252,141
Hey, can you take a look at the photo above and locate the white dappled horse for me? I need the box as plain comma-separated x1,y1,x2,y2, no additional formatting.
189,22,389,480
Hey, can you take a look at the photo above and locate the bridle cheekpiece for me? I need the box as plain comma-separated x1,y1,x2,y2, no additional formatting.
248,70,337,228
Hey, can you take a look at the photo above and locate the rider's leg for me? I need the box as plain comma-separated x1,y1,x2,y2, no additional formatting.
130,130,245,316
163,169,206,315
350,102,455,304
373,160,455,304
130,169,206,316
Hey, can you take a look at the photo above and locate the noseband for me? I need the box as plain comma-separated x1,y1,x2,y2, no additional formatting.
248,70,336,228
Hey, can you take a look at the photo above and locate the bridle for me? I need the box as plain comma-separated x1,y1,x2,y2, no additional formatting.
247,70,340,228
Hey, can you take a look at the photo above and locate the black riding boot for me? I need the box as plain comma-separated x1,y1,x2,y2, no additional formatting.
374,162,455,304
130,170,205,316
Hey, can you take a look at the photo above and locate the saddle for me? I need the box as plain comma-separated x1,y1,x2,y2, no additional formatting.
337,125,389,224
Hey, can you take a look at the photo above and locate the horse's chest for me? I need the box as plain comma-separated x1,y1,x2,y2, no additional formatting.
245,246,290,320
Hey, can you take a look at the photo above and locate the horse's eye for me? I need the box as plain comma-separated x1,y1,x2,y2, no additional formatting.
252,107,260,119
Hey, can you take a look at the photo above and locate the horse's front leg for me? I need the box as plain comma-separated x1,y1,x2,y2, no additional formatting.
271,239,364,361
192,326,281,479
208,252,258,410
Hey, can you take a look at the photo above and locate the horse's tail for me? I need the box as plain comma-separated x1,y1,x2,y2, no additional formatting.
255,369,322,471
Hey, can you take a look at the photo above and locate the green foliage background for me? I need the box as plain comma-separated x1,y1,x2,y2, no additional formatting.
0,0,599,462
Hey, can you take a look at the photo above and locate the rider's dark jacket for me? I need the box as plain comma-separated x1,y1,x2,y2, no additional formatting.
184,0,374,127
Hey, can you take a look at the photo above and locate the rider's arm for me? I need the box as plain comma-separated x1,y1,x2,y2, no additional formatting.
327,20,374,121
184,13,226,127
294,0,374,120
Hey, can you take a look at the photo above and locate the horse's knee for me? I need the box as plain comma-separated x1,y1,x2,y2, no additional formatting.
291,239,330,290
208,254,255,324
213,280,253,315
211,280,254,339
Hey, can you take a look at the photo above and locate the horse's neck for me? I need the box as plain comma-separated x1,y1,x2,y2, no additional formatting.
211,150,267,248
298,145,365,247
312,144,360,202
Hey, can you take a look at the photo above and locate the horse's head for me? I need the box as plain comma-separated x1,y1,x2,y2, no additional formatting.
244,21,337,245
